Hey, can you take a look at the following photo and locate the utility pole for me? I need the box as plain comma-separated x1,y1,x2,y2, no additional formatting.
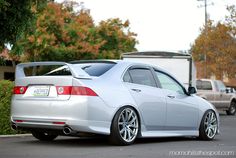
197,0,213,78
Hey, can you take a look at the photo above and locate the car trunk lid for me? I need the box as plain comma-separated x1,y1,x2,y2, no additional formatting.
14,62,92,100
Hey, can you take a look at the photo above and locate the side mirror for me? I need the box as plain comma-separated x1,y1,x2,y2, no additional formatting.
188,87,197,95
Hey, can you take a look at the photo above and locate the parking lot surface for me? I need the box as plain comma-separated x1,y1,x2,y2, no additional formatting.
0,113,235,158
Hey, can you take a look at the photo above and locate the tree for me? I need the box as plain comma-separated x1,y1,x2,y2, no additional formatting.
97,18,137,59
12,1,138,62
226,5,236,36
0,0,47,51
191,6,236,80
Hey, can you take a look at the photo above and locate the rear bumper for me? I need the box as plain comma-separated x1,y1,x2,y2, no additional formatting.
11,95,115,135
11,118,111,135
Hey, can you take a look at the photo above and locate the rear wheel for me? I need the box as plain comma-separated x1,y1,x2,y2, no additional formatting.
109,107,139,145
226,101,236,115
31,131,58,141
199,110,218,140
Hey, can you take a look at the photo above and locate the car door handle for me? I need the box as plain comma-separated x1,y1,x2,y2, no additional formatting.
131,89,141,92
167,95,175,99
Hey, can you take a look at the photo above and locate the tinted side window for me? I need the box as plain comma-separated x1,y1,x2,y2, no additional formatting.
123,71,132,82
155,71,185,94
196,80,202,89
129,68,156,87
197,80,212,90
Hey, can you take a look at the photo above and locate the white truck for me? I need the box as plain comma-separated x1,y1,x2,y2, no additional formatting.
122,51,196,87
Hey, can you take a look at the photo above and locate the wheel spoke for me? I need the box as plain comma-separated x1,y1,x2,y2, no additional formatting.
127,129,131,140
210,112,214,121
210,118,216,124
211,125,217,132
207,128,211,136
210,128,215,137
118,122,124,125
129,116,137,124
123,129,127,139
120,128,125,134
121,113,125,122
129,128,135,135
125,110,129,121
211,124,217,128
210,113,215,122
129,124,138,129
127,111,133,121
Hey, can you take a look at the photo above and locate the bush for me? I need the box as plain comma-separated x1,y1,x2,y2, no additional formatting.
0,80,25,135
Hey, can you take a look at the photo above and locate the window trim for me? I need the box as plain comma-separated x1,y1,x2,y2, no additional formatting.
122,65,158,88
123,70,133,83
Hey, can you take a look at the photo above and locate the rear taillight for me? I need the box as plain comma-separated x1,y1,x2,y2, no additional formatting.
56,86,72,95
56,86,98,96
13,86,28,94
71,86,98,96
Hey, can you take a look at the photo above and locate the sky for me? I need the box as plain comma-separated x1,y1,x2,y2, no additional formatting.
57,0,235,52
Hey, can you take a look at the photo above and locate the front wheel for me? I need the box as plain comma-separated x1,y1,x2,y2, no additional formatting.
226,101,236,115
109,107,139,145
199,110,218,140
31,131,58,141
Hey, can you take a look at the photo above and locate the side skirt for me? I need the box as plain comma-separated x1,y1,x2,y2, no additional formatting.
140,130,199,138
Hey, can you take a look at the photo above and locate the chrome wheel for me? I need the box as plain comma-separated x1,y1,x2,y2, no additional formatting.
118,108,139,143
203,111,217,139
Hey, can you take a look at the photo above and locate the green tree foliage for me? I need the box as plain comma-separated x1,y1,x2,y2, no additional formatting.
97,19,137,59
0,80,25,134
191,5,236,80
12,1,138,62
0,0,47,50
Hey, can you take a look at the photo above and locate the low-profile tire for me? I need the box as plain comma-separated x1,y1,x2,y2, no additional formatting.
31,131,58,141
226,101,236,115
199,110,218,140
109,107,139,145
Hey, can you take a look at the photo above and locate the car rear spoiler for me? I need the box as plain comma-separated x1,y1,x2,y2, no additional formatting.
15,62,92,79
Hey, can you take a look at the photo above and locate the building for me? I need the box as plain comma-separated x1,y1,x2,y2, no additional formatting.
0,49,18,81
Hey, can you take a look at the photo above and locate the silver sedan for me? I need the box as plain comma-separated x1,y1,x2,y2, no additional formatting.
11,60,219,145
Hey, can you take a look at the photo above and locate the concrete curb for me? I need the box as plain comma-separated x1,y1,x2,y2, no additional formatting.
0,134,32,138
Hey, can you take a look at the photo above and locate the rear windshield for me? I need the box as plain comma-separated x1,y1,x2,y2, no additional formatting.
22,62,115,77
24,65,72,76
73,63,116,77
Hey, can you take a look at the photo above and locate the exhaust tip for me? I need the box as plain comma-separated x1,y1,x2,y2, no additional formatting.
11,124,17,130
63,127,72,135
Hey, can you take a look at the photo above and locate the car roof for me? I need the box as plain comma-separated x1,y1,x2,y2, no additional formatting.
70,59,171,73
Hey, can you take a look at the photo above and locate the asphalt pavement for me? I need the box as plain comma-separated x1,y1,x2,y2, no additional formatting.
0,112,235,158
